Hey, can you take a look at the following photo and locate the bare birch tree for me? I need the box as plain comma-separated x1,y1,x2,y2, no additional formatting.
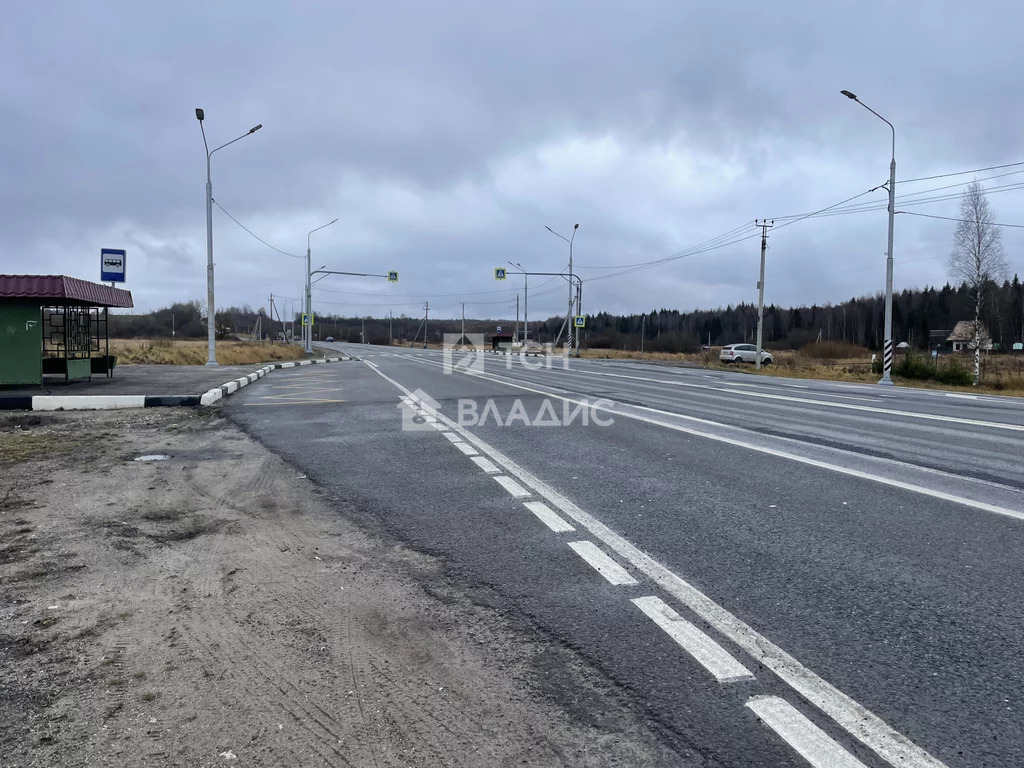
948,181,1009,385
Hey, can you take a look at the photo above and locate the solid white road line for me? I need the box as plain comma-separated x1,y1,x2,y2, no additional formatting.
632,596,753,683
424,361,1024,522
493,475,530,498
441,432,462,443
523,501,575,532
453,441,478,456
567,541,638,586
470,455,500,474
363,363,947,768
746,696,867,768
579,368,1024,432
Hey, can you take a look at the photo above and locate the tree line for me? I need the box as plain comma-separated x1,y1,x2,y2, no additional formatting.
109,276,1023,354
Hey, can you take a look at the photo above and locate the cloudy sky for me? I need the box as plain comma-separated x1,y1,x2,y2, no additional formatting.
3,0,1022,322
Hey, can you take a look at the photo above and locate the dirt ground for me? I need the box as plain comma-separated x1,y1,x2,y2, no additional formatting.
0,410,685,768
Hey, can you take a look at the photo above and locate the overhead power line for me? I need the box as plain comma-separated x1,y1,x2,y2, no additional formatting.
213,200,304,258
897,211,1024,229
897,159,1024,184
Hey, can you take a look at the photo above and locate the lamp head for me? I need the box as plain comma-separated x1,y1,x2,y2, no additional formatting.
249,124,262,134
840,90,857,100
195,108,205,120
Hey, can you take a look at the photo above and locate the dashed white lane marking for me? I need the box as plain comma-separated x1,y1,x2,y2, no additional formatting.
567,541,639,586
746,696,867,768
493,475,530,498
441,432,461,443
363,363,947,768
470,455,500,474
453,441,478,456
945,393,978,400
632,596,753,683
523,501,575,532
365,361,379,369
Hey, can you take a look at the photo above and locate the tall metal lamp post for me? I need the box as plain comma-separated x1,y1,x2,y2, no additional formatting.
544,223,580,355
840,89,896,385
196,108,262,366
305,219,338,354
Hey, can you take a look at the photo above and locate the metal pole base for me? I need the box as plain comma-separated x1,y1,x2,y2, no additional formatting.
876,376,894,386
205,360,219,367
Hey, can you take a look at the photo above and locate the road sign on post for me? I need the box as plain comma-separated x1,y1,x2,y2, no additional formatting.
494,268,506,280
574,315,586,328
302,312,313,327
101,249,126,283
388,270,399,282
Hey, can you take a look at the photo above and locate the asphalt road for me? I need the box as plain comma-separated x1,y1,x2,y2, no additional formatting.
224,342,1024,767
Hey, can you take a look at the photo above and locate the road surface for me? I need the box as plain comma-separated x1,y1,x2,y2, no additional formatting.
224,342,1024,767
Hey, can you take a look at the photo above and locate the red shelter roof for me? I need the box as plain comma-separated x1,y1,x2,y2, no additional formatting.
0,275,133,308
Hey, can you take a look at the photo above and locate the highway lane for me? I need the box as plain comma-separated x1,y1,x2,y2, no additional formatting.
347,344,1024,489
225,346,1024,766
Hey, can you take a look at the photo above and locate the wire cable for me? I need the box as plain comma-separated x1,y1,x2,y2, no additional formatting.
213,200,304,258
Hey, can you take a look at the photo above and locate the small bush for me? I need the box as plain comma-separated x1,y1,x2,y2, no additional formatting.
893,353,934,381
935,359,973,386
871,359,883,375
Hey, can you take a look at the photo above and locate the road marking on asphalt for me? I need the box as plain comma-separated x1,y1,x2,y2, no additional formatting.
746,696,867,768
493,475,530,498
576,369,1024,432
523,501,575,532
441,432,461,443
945,393,978,400
567,541,638,586
632,596,753,683
421,362,1024,522
470,455,500,474
365,363,948,768
453,441,478,456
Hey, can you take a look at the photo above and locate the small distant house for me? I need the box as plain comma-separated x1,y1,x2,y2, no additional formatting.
947,321,993,352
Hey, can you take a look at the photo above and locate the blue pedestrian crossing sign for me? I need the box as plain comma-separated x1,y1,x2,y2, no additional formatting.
387,270,399,282
302,312,313,327
574,315,586,328
494,267,507,280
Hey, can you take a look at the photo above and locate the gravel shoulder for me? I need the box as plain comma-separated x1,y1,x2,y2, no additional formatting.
0,409,687,767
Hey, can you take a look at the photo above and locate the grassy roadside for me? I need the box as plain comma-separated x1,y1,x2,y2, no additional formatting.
106,339,304,365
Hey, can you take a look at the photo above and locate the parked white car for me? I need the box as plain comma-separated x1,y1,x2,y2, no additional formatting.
720,343,773,365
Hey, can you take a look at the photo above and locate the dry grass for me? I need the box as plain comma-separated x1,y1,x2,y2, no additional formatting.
107,339,303,366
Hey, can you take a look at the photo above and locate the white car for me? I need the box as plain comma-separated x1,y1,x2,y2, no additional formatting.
720,343,773,365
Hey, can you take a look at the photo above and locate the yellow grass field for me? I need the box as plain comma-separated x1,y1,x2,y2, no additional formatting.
107,339,305,366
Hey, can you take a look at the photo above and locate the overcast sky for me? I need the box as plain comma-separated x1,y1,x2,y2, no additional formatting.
3,0,1022,322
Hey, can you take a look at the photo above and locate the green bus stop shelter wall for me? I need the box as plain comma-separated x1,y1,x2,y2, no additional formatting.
0,300,42,386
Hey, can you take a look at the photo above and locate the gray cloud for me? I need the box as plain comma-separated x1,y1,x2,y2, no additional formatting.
2,0,1022,321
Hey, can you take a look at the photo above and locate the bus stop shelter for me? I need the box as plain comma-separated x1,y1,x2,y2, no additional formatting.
0,275,133,387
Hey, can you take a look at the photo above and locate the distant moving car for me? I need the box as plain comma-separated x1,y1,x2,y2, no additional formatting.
325,336,334,343
720,343,772,365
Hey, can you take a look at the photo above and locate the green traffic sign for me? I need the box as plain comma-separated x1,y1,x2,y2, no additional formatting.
388,271,399,282
495,267,507,280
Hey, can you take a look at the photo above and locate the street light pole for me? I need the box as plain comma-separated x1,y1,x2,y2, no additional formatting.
545,224,580,355
195,108,262,366
841,89,896,386
305,219,338,355
510,261,528,343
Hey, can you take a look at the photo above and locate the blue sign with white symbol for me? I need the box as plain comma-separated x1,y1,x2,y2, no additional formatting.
101,249,126,283
574,315,586,328
494,267,506,280
388,270,399,282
